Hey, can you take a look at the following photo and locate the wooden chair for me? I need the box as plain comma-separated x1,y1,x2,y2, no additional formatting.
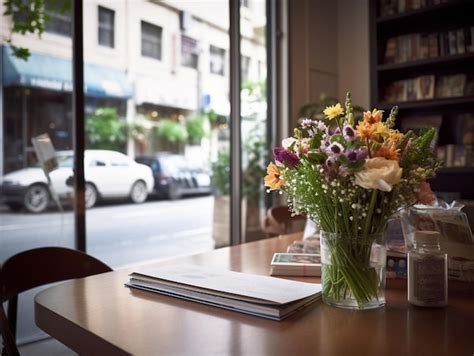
0,247,112,356
263,206,306,237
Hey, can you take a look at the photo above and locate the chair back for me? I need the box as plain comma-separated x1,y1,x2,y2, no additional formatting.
263,206,306,237
0,247,112,356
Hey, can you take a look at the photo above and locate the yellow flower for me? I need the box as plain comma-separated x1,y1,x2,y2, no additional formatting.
323,103,344,120
387,130,403,143
363,109,384,124
372,122,390,138
264,162,286,190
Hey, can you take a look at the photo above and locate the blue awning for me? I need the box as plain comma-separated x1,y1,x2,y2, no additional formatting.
2,46,132,99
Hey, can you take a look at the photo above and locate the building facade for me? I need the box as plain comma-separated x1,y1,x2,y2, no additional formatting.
0,0,266,175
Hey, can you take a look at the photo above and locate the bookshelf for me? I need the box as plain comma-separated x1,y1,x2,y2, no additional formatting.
370,0,474,199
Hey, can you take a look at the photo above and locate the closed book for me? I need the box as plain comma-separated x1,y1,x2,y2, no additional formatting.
456,28,465,54
126,264,322,320
428,33,439,58
419,33,430,59
466,26,474,53
445,144,455,167
448,30,458,55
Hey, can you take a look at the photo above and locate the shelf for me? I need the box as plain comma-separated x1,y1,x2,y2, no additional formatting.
376,0,468,24
438,167,474,174
377,96,474,111
377,53,474,72
429,166,474,193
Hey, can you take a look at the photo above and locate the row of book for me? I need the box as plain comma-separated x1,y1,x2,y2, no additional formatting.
379,0,449,17
384,27,474,64
437,145,474,168
384,73,474,103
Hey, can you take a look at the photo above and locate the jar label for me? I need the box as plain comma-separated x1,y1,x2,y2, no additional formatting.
413,257,445,303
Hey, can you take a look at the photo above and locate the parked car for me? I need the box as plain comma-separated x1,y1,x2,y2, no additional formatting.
135,154,212,200
1,150,154,213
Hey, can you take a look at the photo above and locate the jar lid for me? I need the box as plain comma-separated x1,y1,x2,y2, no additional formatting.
414,230,441,244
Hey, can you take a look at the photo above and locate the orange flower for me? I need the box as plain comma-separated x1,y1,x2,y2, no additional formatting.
387,130,403,143
363,109,384,124
264,162,286,190
374,145,400,160
356,121,376,140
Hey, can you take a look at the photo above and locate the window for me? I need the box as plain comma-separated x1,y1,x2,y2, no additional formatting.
181,35,199,69
98,6,115,48
241,55,250,81
210,45,225,75
141,21,162,60
44,0,72,37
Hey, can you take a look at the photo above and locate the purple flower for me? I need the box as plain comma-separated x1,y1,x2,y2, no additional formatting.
316,121,327,131
356,148,368,160
343,125,356,141
273,147,300,168
346,150,358,161
327,142,344,157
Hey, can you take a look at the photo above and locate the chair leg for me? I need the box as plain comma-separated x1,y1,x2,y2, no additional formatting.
0,305,19,356
6,298,17,340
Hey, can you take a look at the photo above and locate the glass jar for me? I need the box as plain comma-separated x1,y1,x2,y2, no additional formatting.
407,231,448,307
320,231,386,309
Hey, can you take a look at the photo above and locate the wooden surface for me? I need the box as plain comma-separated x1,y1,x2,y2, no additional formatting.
35,234,474,356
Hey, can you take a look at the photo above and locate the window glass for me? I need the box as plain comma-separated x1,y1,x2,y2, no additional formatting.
141,21,162,60
210,45,225,75
241,55,251,82
181,35,199,69
44,0,72,37
98,6,115,48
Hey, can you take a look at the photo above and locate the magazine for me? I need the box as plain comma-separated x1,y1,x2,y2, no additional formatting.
270,253,321,277
126,264,322,321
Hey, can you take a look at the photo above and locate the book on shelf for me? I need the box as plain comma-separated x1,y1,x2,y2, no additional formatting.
435,74,466,98
437,145,474,168
270,253,321,277
383,26,474,64
125,264,322,321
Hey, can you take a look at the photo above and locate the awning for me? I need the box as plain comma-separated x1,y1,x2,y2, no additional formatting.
2,46,132,99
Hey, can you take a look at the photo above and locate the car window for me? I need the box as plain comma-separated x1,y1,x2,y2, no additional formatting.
89,159,107,167
109,153,131,167
160,156,187,174
56,155,74,168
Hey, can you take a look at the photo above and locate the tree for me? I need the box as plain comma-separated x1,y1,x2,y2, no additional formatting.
85,108,126,152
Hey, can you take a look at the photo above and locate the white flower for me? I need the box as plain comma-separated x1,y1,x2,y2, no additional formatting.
354,157,402,192
282,137,296,149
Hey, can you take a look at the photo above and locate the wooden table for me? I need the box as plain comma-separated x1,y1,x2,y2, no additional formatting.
35,234,474,356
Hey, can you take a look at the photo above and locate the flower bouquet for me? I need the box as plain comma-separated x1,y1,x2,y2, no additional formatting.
264,93,440,309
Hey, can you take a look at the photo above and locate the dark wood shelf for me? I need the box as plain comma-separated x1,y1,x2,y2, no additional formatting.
370,0,474,196
377,53,474,72
376,0,467,24
377,96,474,111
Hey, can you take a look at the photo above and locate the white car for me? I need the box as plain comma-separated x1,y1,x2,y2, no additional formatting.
1,150,154,213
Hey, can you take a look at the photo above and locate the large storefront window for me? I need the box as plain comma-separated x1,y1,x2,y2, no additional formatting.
0,0,273,349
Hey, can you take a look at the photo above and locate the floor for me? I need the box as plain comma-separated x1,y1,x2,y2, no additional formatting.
19,338,76,356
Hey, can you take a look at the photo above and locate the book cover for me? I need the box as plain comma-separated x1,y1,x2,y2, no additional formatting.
456,28,465,54
416,75,435,100
405,79,417,101
419,33,430,59
428,33,439,58
126,264,322,320
448,30,458,55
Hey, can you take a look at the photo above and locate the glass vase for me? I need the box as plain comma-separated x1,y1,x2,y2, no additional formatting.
320,230,386,309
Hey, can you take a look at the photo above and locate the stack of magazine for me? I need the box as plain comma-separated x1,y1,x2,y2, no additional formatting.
270,253,321,276
125,264,322,320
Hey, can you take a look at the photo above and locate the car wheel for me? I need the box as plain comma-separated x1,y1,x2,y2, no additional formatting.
85,183,98,209
23,184,50,213
167,182,182,200
130,180,148,204
6,202,23,212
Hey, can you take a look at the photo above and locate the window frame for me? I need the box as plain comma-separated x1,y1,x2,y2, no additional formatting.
98,6,115,48
141,20,163,60
209,45,226,76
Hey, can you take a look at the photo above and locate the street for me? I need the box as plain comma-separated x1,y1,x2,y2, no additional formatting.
0,195,216,268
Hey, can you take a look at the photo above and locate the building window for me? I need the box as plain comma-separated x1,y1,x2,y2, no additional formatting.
181,36,199,69
98,6,115,48
241,0,250,8
141,21,162,60
241,55,250,81
210,45,225,76
44,0,72,37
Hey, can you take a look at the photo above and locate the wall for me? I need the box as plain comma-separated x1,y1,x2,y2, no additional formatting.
289,0,370,129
